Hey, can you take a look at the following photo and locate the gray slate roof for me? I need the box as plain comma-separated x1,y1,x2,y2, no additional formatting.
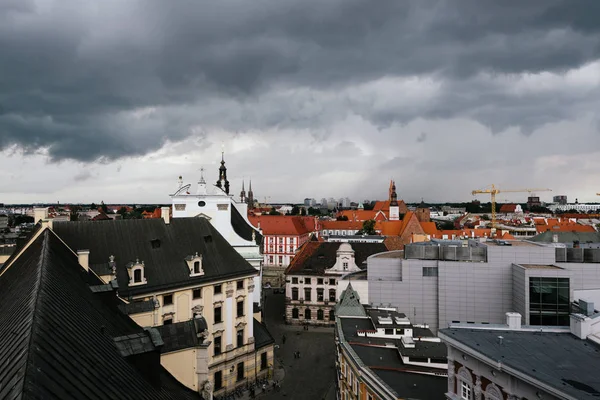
0,229,200,400
253,319,275,350
530,231,600,245
335,284,367,317
441,328,600,399
53,218,258,297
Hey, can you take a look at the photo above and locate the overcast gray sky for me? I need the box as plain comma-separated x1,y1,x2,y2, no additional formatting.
1,0,599,204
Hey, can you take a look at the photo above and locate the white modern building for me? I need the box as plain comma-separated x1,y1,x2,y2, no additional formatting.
365,239,600,333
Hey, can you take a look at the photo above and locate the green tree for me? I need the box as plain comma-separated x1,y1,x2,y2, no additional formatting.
290,205,300,215
100,201,108,214
117,207,128,216
69,205,80,222
300,208,307,216
358,219,376,235
90,202,97,210
307,207,321,216
363,202,375,211
269,207,281,215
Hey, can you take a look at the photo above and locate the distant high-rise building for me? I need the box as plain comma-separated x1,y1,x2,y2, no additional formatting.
553,195,568,205
320,198,328,207
304,198,316,207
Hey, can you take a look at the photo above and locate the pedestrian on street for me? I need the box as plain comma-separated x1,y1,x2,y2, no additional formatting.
282,333,286,344
297,350,301,358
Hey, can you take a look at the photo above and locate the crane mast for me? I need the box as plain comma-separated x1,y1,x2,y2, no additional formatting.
471,185,551,232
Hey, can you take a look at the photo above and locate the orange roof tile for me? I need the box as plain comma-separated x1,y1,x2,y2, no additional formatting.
248,215,312,236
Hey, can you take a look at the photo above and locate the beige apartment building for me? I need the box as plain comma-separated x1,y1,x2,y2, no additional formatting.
52,214,274,397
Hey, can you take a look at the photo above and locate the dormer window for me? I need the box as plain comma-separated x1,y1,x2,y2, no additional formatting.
128,259,147,286
186,252,204,277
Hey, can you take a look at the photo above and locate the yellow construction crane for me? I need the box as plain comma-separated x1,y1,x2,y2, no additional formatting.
471,185,552,230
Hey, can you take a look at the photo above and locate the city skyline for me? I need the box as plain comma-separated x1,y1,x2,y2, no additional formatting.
1,1,599,204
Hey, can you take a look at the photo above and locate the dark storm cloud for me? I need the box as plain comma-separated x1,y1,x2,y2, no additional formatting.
0,0,598,162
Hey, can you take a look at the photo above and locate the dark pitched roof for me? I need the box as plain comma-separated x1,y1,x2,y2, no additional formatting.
285,242,388,275
231,205,262,245
52,218,258,297
155,318,209,353
119,299,156,315
0,229,200,400
253,319,275,350
0,221,43,274
441,328,600,400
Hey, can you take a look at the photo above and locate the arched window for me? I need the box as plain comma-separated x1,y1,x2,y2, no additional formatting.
292,308,299,319
194,261,201,274
317,309,324,320
329,309,335,321
133,268,142,283
484,383,502,400
305,308,312,320
457,367,473,400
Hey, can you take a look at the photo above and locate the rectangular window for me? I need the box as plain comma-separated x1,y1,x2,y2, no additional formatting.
214,306,222,323
461,382,472,400
304,288,312,301
163,294,173,306
329,278,336,285
237,280,244,290
384,328,393,335
292,277,298,284
317,288,324,302
422,266,439,277
317,278,323,285
237,362,244,381
237,329,244,347
214,370,223,390
214,284,222,294
343,262,348,270
269,256,273,264
193,288,202,299
279,245,283,252
278,256,283,265
163,319,173,325
237,300,244,317
292,287,299,300
329,289,336,302
260,352,268,370
305,278,311,284
214,336,222,356
529,277,570,326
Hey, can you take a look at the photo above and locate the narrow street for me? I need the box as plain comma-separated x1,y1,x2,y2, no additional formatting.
262,289,337,400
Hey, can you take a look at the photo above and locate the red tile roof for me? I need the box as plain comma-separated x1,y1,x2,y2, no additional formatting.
248,215,313,236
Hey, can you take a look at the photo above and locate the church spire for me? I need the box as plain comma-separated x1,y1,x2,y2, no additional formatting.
390,180,398,206
240,180,246,203
215,150,230,194
247,179,254,207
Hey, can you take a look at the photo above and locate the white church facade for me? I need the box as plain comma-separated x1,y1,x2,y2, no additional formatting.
170,153,264,306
